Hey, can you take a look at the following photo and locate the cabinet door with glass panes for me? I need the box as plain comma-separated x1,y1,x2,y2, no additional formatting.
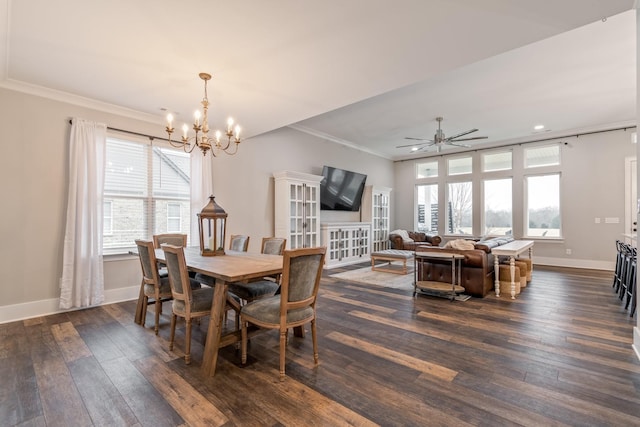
362,186,391,252
274,171,323,250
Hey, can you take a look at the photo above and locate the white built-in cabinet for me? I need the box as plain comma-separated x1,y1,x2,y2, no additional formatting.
361,185,392,252
273,171,323,250
321,222,371,268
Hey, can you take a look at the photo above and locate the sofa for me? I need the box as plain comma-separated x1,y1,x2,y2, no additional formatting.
389,229,442,251
414,236,517,297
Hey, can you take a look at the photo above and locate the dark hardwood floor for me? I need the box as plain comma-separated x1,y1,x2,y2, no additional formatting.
2,264,639,426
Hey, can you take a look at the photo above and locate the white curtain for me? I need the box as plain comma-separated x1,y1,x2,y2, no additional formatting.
190,151,213,244
60,118,107,309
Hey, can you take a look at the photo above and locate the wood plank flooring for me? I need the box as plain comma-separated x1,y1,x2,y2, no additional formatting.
2,264,639,426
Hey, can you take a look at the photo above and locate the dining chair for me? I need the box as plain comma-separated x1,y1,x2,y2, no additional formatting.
153,233,187,248
152,234,188,278
241,246,326,381
229,234,250,252
228,237,287,304
162,243,235,364
135,239,174,335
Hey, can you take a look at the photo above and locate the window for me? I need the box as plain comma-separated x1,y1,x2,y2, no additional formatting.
525,174,560,237
416,184,438,232
416,160,438,178
103,137,191,252
447,181,472,235
525,144,560,168
482,151,512,172
104,200,113,235
166,202,182,232
448,156,472,176
483,178,512,236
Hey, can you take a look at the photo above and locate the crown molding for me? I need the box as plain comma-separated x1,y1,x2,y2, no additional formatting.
0,78,161,124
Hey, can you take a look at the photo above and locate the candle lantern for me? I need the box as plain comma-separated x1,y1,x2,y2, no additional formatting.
197,195,227,256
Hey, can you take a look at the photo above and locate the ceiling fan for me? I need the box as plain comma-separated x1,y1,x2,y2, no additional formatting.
397,116,488,153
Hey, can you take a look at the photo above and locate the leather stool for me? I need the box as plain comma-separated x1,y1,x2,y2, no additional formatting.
501,259,527,289
498,264,521,296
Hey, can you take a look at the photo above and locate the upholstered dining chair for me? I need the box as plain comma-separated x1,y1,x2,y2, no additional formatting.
241,246,326,381
135,239,173,335
153,233,187,249
161,243,235,364
229,234,250,252
152,234,188,278
227,237,286,304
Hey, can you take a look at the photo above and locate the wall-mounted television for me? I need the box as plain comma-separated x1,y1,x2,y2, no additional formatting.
320,165,367,211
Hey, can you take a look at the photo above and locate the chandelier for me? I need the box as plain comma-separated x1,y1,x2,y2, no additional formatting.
165,72,241,156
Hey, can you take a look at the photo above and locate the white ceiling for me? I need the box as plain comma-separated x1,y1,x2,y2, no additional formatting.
0,0,636,160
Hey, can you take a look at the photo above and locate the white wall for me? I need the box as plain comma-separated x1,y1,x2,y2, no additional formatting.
0,87,394,320
393,130,636,269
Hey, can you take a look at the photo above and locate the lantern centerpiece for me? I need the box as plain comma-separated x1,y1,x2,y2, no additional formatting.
197,195,227,256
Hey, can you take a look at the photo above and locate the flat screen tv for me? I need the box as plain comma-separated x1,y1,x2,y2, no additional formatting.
320,165,367,211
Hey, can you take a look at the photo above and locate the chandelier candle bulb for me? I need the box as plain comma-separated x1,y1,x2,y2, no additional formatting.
182,124,189,139
227,117,234,133
234,125,241,140
166,113,173,130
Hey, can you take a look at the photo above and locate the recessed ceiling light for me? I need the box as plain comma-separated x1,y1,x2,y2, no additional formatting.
534,124,545,131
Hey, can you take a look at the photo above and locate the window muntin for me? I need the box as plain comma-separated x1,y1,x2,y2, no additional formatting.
447,181,472,235
416,184,438,232
525,144,560,168
447,156,472,176
483,178,512,236
416,161,438,178
525,173,561,238
482,151,512,172
103,137,190,252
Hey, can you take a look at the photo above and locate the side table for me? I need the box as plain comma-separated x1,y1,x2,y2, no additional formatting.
414,251,465,301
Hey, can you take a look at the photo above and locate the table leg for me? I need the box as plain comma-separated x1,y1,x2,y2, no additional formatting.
509,256,516,299
494,256,500,297
201,279,228,377
134,278,145,324
293,326,305,338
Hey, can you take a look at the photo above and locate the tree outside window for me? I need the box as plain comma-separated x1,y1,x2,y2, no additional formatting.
447,181,472,235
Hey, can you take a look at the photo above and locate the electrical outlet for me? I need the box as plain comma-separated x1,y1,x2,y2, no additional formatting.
595,217,601,224
566,249,572,255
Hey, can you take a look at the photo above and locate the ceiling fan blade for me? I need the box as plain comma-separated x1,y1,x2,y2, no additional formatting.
396,142,426,148
446,141,471,148
445,128,479,141
403,136,432,141
450,136,488,142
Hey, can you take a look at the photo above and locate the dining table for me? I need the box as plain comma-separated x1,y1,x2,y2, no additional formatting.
135,246,283,377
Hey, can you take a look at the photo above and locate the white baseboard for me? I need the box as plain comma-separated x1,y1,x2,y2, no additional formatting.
533,256,614,271
633,327,640,362
0,285,139,325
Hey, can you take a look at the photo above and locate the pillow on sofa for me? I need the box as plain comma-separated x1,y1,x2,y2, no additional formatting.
390,229,413,243
444,239,475,250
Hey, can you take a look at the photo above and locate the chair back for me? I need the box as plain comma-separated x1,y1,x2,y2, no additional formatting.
261,237,286,255
135,239,161,287
279,247,326,313
161,244,193,313
153,233,187,249
230,235,250,252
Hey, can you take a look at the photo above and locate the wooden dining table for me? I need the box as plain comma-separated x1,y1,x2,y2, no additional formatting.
135,247,283,377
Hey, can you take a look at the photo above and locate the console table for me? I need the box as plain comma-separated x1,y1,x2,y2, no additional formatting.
414,251,465,301
492,240,534,299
